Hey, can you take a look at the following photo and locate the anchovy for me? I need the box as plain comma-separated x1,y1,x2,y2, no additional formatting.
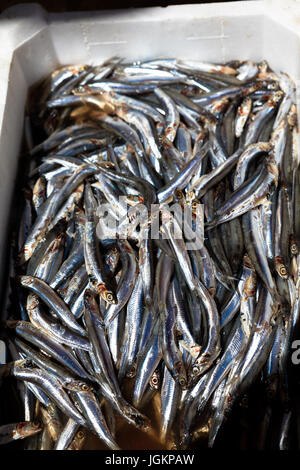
104,240,138,325
54,419,79,450
71,389,120,450
4,57,300,451
83,184,117,304
0,421,42,445
4,321,90,379
10,362,87,426
25,294,90,350
19,275,86,337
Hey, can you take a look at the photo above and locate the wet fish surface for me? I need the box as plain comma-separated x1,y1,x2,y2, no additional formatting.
1,57,300,450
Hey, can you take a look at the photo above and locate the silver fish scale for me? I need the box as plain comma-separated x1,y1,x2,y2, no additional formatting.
2,57,299,451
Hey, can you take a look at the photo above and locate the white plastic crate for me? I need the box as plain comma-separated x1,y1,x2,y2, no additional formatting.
0,0,300,294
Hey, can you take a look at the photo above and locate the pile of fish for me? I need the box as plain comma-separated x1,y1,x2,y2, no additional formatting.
0,57,300,450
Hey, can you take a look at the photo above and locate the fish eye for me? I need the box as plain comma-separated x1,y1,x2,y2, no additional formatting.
126,365,136,378
77,430,85,439
106,292,114,303
192,365,200,376
151,376,158,387
81,383,90,392
291,243,298,254
33,421,40,428
179,378,187,387
175,190,183,199
280,266,287,276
